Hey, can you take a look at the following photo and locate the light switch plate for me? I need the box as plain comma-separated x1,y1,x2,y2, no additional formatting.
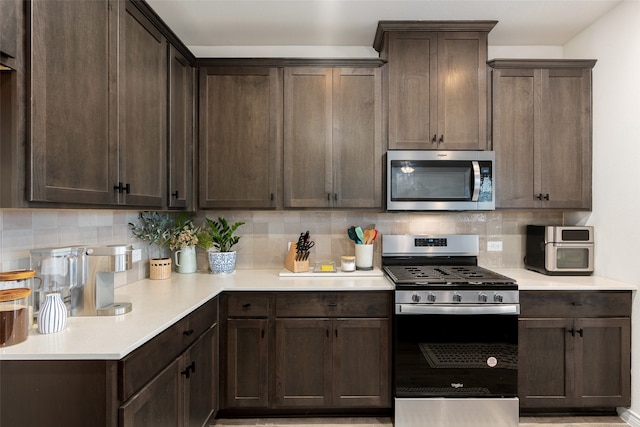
487,241,503,252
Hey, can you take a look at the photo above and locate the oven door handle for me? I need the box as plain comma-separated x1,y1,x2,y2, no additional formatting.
396,304,520,315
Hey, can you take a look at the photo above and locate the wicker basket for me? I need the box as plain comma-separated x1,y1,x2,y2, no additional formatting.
149,258,172,280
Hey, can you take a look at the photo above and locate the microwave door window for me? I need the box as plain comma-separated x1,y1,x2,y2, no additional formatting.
556,247,590,269
391,161,472,201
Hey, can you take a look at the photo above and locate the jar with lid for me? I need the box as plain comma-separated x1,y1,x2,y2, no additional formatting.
0,286,32,347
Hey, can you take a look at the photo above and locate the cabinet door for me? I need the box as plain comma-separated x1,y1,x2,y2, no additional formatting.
518,318,576,408
284,67,333,207
538,67,592,209
0,0,17,58
332,318,390,408
199,67,281,209
168,45,193,209
274,318,332,407
184,325,217,427
492,68,537,209
118,2,167,207
226,318,270,408
332,68,383,208
436,31,488,150
386,32,438,149
575,317,631,408
120,357,182,427
29,0,119,205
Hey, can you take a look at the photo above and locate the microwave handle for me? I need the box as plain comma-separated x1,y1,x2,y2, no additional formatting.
471,161,481,201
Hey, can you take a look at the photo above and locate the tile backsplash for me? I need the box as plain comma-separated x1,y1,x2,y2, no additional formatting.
0,209,563,285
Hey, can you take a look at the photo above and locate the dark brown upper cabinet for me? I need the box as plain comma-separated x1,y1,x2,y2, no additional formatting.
0,0,18,60
489,59,596,210
374,21,496,150
28,0,168,207
283,67,383,208
199,66,282,209
168,44,194,209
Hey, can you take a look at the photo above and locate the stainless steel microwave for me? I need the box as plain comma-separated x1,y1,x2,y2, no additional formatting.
525,225,594,275
386,150,495,211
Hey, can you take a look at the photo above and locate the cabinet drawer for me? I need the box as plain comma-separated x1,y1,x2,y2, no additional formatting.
226,293,270,317
520,291,631,318
189,297,219,339
275,292,390,318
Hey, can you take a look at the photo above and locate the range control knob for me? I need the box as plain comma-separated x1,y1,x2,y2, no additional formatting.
494,293,504,303
411,293,422,303
427,292,437,303
452,292,462,303
478,293,488,303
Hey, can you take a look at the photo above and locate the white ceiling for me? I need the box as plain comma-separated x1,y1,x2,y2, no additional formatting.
146,0,623,58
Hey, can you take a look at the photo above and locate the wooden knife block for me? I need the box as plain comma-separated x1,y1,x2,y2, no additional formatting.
284,242,309,273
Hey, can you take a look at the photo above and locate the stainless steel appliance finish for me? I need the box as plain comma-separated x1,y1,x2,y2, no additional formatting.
383,234,518,427
74,245,134,316
395,398,519,427
386,150,495,211
525,225,594,275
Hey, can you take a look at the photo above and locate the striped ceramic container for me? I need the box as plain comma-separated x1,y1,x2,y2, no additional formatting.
37,293,67,334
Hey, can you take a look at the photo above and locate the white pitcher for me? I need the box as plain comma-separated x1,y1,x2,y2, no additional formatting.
175,246,197,274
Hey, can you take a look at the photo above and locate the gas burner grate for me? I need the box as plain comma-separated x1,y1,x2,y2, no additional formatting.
384,265,515,285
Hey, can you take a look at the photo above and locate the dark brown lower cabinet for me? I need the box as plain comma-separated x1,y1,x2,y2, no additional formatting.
273,317,390,409
518,291,631,411
0,297,219,427
222,291,392,414
225,318,270,408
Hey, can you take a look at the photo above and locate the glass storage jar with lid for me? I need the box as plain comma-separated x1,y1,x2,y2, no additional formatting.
0,270,34,347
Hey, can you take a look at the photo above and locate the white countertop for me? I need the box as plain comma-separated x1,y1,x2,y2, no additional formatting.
494,268,638,291
0,269,393,361
1,268,636,361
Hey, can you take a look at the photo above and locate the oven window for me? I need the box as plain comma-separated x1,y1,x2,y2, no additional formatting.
556,247,590,269
394,313,518,398
390,160,473,201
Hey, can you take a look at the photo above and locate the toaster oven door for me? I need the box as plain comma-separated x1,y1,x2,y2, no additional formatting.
546,243,594,274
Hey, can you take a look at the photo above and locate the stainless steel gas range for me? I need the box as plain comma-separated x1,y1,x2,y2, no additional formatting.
382,234,519,427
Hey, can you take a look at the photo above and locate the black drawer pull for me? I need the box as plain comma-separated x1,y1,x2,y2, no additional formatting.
328,303,337,308
261,329,265,338
242,303,251,309
571,302,583,306
577,328,584,337
183,329,194,336
568,328,575,336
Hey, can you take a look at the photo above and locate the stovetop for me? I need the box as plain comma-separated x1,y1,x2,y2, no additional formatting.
381,234,518,292
384,265,517,291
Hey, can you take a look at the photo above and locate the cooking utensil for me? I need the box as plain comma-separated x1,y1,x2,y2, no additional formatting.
355,227,365,244
347,227,360,244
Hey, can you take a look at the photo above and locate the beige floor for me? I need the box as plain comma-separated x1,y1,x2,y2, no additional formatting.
212,416,629,426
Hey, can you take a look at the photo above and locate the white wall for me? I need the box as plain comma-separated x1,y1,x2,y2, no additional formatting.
563,0,640,422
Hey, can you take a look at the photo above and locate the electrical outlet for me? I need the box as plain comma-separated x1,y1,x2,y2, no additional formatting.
487,241,503,252
132,248,142,263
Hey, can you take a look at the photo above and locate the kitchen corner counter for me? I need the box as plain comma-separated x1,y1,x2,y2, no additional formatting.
494,268,638,291
0,269,393,361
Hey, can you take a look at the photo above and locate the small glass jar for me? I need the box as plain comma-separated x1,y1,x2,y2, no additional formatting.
0,287,32,347
341,256,356,272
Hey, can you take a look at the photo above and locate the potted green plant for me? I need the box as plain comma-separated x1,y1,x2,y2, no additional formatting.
128,211,173,279
197,217,245,274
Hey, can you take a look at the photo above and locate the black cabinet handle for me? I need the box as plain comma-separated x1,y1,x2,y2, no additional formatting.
242,303,251,309
568,328,575,337
438,135,444,145
334,193,337,201
114,182,131,194
335,329,338,338
577,328,584,337
270,193,274,201
571,302,583,306
181,361,196,378
172,190,179,199
183,329,194,336
431,134,437,144
327,193,331,201
261,329,265,338
327,302,337,308
543,193,550,201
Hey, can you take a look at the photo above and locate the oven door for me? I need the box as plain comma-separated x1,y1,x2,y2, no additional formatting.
394,303,518,399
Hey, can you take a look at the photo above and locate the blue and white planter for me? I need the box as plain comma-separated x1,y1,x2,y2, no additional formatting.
208,250,237,274
37,293,67,334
